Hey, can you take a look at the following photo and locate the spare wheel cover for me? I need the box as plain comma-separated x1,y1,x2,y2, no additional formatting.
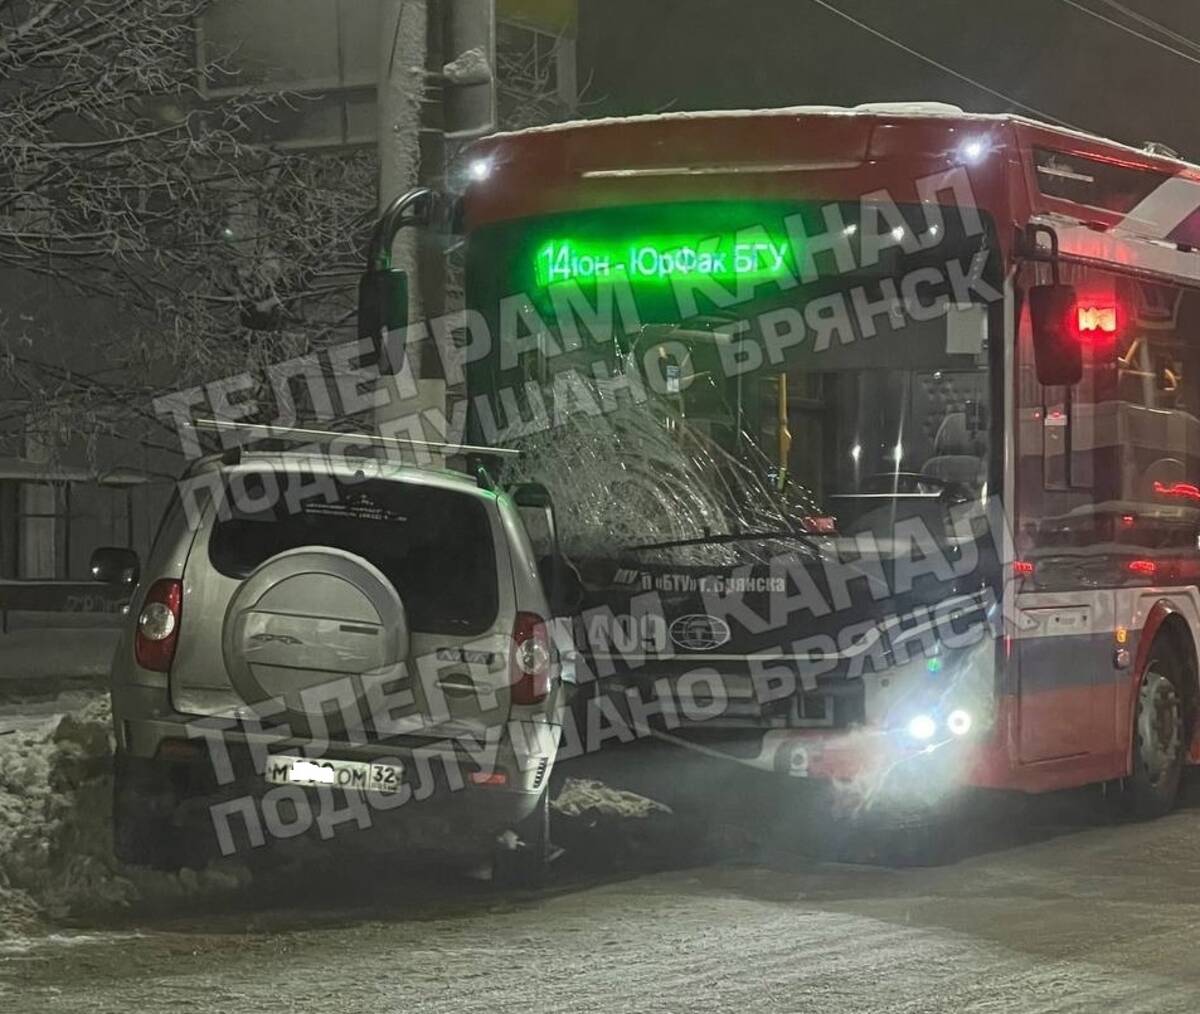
222,547,408,723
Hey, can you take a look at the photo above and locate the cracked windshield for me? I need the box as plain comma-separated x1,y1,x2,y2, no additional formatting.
3,2,1200,1012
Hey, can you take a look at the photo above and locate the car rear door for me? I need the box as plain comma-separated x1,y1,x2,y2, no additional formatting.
169,464,517,743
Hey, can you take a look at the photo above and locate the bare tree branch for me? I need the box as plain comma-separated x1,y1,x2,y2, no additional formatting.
0,0,376,460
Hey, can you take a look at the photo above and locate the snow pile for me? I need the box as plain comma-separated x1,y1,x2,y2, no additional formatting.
552,778,672,820
442,46,492,86
0,705,111,935
550,779,684,874
0,696,247,935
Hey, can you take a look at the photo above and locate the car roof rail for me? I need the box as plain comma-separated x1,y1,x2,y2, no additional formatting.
191,418,521,460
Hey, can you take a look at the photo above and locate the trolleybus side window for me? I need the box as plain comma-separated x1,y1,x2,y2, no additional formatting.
1018,262,1200,577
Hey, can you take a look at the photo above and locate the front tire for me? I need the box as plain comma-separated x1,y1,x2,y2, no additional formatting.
1125,651,1186,820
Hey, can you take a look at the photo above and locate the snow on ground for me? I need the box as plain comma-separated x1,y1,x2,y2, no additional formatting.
551,778,672,819
0,689,99,735
10,699,1200,1009
12,814,1200,1012
0,698,678,940
0,695,249,938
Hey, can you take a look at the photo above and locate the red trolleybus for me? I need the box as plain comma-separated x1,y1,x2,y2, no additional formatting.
368,103,1200,819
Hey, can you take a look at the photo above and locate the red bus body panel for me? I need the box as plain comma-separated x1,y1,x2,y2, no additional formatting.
461,108,1200,797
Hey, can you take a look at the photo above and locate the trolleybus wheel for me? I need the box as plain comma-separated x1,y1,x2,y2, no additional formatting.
1125,649,1186,820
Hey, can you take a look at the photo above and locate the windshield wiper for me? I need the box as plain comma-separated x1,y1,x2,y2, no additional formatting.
625,529,824,553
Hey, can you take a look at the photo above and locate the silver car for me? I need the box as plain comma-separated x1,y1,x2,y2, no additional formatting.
91,449,567,881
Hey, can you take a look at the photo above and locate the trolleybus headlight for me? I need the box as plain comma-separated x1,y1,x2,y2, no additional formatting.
907,714,937,741
947,709,973,737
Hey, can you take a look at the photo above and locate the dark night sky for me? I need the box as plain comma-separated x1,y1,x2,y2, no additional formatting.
578,0,1200,159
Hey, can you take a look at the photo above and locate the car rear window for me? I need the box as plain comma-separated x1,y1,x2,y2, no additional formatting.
207,470,499,635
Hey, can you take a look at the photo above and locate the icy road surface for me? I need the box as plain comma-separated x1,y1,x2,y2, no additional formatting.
6,800,1200,1013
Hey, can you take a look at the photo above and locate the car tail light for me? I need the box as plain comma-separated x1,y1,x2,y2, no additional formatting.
509,611,552,705
135,578,182,672
469,769,509,787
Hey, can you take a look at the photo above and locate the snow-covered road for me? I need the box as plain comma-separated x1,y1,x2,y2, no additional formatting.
6,795,1200,1012
4,697,1200,1012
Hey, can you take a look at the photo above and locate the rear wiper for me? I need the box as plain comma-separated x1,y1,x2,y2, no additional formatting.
625,529,824,553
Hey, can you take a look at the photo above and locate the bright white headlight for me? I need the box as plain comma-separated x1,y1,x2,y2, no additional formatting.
468,158,492,181
947,709,973,736
907,714,937,741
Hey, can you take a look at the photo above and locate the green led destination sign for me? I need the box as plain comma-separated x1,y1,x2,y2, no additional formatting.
534,233,797,288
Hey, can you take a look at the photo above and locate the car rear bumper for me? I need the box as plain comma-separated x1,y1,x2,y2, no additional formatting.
114,685,558,843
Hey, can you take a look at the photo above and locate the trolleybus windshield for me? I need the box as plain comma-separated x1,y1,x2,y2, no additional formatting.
465,199,1003,546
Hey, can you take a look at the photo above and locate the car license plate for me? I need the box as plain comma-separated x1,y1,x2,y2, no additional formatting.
265,756,403,795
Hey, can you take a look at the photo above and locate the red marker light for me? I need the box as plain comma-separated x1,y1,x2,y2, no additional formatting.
1127,559,1157,577
1076,304,1119,335
1014,560,1035,577
1121,514,1136,528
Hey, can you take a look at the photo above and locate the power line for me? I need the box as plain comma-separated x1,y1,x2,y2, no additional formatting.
1095,0,1200,58
1056,0,1200,68
804,0,1076,128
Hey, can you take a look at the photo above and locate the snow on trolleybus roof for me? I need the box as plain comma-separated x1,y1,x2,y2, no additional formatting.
479,101,1199,175
463,102,1200,282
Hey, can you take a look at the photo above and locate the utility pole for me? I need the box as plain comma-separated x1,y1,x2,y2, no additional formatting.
374,0,441,457
373,0,495,459
376,0,427,317
444,0,496,143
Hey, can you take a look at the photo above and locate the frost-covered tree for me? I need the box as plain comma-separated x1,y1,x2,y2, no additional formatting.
0,0,376,458
494,20,578,132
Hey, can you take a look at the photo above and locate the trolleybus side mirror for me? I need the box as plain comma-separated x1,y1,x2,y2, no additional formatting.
359,187,437,371
1029,283,1084,387
357,268,409,367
